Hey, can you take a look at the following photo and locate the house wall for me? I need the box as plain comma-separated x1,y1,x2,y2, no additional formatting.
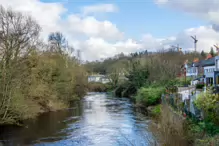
214,71,219,86
204,65,215,77
216,57,219,71
88,76,101,82
186,66,198,77
204,65,215,84
197,66,204,76
88,75,109,84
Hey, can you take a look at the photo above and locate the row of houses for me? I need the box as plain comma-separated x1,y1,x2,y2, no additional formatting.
184,56,219,86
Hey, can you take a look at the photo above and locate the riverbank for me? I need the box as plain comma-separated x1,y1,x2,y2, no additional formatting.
0,51,87,125
158,92,219,146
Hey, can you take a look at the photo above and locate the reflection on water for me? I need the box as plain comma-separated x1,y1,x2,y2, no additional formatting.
0,92,157,146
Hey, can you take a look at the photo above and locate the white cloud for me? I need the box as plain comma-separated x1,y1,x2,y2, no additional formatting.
1,0,219,61
155,0,219,25
0,0,66,41
77,37,142,61
81,4,118,15
66,15,123,41
0,0,123,40
153,0,219,53
163,25,219,52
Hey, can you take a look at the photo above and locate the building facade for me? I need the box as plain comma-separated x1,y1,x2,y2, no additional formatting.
186,64,198,77
88,75,110,84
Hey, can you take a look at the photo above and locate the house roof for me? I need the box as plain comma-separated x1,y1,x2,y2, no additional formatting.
201,57,215,67
192,57,215,67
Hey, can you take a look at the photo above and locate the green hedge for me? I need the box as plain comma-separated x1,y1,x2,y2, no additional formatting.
135,87,165,107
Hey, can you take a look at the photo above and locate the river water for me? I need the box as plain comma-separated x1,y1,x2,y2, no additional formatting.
0,92,158,146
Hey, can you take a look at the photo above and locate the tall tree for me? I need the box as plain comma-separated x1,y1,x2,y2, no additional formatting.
0,5,41,121
209,47,216,57
201,50,206,58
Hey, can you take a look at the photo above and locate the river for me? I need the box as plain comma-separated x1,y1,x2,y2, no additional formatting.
0,92,158,146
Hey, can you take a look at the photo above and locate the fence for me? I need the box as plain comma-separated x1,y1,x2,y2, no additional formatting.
161,93,202,121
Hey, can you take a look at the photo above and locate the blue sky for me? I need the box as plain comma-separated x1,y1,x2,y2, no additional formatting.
41,0,207,39
107,1,207,39
7,0,217,60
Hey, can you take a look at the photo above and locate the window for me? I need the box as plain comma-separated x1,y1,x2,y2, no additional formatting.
193,68,196,73
206,69,208,73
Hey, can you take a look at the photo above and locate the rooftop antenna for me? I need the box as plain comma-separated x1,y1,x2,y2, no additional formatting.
191,35,198,52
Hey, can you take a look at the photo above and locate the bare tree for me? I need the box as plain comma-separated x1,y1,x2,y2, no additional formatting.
48,31,67,54
0,5,41,122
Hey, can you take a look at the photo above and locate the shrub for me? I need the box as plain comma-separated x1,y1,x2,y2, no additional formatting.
135,87,165,107
194,91,219,125
121,85,137,98
114,85,125,97
151,104,161,117
177,77,192,86
185,118,219,145
196,82,205,89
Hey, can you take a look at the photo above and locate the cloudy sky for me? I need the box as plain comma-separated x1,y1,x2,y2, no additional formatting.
1,0,219,61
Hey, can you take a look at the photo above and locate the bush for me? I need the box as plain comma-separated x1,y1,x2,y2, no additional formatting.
176,77,192,86
151,104,161,117
114,85,125,97
196,82,205,89
121,85,137,98
185,118,219,145
135,87,165,107
194,91,219,125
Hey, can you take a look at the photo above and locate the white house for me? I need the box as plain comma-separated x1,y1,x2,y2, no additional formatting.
88,75,110,84
214,56,219,86
203,65,215,85
186,63,198,77
199,56,219,86
200,57,215,85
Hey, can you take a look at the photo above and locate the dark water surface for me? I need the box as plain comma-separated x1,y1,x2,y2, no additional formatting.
0,93,158,146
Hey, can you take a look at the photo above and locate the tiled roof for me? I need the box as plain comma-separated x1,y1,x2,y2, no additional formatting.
194,57,215,67
201,57,215,67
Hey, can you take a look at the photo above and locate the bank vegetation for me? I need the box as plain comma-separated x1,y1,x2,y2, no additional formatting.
0,6,87,125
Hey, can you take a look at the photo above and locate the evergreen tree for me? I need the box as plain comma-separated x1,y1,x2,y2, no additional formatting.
209,47,216,57
201,50,206,58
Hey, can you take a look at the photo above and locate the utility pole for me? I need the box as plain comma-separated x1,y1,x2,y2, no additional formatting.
191,35,198,52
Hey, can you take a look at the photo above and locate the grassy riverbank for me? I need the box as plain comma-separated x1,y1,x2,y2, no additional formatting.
157,89,219,146
0,6,87,125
